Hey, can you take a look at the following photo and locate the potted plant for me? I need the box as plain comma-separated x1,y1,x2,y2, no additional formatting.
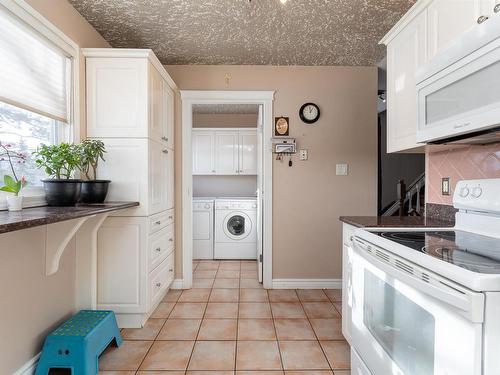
33,143,82,206
78,139,110,203
0,142,28,211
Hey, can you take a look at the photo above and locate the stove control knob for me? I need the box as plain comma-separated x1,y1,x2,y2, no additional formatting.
459,186,470,198
471,186,483,198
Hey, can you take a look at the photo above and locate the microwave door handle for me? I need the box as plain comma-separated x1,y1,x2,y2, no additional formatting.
353,239,484,323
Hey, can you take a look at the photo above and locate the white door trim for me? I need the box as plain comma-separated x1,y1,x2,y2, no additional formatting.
181,90,275,289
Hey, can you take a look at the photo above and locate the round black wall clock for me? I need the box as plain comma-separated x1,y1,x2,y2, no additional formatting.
299,103,320,124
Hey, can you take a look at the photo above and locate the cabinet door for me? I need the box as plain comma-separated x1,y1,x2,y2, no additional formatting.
86,58,148,138
427,0,482,61
192,130,215,175
480,0,500,15
164,84,175,149
386,11,427,153
215,131,239,175
238,129,257,175
149,140,168,214
97,216,148,313
166,147,174,209
149,64,164,143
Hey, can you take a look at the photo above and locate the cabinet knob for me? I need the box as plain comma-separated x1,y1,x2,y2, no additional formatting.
155,247,161,252
477,15,489,24
162,136,168,141
156,282,162,287
169,238,173,242
162,149,169,154
169,268,173,272
168,215,173,219
495,3,500,13
212,170,216,173
155,220,161,225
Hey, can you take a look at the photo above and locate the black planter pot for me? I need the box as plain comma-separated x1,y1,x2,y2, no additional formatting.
79,180,111,204
42,179,82,206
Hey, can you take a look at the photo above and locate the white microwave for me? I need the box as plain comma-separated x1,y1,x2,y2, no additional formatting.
416,15,500,144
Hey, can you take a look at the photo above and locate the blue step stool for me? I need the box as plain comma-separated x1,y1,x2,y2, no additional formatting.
35,310,122,375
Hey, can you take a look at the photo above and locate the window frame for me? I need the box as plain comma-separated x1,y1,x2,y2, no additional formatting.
0,0,80,210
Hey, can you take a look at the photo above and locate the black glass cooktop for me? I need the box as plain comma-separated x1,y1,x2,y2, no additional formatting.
372,230,500,274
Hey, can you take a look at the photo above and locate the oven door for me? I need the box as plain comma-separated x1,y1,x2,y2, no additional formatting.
351,237,484,375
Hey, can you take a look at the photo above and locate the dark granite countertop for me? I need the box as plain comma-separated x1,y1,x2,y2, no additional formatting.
339,215,455,229
0,202,139,235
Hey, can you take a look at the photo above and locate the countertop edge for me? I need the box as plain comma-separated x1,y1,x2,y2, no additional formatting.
339,215,455,229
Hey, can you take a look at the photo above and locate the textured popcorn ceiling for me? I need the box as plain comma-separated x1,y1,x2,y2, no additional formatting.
69,0,416,65
193,104,259,114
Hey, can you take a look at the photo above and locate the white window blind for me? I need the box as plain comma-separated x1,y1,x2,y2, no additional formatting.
0,6,71,123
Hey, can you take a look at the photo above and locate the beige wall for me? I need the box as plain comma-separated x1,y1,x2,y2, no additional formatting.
166,65,378,279
193,113,258,128
0,1,108,373
193,175,258,198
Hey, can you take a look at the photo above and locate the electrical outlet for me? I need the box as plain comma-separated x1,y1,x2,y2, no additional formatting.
442,177,450,195
299,149,308,160
336,163,348,176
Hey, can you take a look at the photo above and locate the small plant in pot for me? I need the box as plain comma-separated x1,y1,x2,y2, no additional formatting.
33,143,82,206
0,142,28,211
78,139,110,204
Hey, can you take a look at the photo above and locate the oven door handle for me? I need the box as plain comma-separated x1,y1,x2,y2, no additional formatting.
353,237,485,323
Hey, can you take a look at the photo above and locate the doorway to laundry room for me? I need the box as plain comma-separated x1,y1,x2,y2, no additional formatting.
181,91,274,290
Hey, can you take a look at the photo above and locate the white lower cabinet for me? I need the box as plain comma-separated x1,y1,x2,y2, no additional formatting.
342,223,355,345
97,215,175,328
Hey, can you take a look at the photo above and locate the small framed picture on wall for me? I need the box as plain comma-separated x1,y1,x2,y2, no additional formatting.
274,116,290,137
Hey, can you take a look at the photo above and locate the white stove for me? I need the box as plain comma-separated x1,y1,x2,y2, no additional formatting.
346,178,500,375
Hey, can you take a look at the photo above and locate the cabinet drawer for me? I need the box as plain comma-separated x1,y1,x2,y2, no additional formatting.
149,253,174,308
149,224,174,271
149,209,174,233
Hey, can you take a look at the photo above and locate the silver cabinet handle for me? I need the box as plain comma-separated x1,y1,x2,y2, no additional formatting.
169,238,173,242
212,170,216,173
155,220,161,225
477,15,489,24
162,136,168,141
155,247,161,252
349,236,354,242
168,215,173,219
169,268,174,272
495,3,500,13
156,282,162,287
162,149,169,154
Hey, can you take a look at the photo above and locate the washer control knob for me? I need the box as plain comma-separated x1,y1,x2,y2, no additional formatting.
459,186,470,198
471,186,483,198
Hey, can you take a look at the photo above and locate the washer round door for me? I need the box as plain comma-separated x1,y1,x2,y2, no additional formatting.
223,211,252,241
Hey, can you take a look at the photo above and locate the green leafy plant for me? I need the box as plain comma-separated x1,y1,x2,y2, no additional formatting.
79,139,106,180
33,143,82,179
0,142,27,196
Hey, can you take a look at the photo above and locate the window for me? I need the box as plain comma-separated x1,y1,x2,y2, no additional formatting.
0,2,77,207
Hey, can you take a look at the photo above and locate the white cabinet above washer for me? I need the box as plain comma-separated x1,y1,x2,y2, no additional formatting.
192,128,257,175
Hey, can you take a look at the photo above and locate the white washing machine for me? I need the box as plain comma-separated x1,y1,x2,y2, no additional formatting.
193,198,214,259
214,198,257,259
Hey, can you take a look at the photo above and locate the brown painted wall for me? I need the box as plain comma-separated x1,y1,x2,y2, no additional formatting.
1,1,108,372
166,65,378,280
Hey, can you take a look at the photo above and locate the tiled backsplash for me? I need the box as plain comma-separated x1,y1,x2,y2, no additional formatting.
426,144,500,205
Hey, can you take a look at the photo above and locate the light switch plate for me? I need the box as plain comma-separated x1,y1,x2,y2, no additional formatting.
442,177,450,195
299,149,308,161
336,163,348,176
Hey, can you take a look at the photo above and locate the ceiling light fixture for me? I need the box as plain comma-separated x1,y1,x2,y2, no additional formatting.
280,0,288,4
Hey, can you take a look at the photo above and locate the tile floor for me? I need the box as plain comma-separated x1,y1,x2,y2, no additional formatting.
99,260,350,375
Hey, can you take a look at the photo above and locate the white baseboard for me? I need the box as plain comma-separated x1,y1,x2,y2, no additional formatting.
13,353,40,375
170,278,184,289
272,278,342,289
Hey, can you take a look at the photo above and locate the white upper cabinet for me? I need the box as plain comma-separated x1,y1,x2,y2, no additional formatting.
215,131,239,174
238,130,258,175
164,84,175,149
192,128,257,175
149,65,165,143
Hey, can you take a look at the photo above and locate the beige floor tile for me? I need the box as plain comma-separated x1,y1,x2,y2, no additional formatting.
240,289,269,302
188,372,235,375
137,372,185,375
197,262,221,270
240,270,258,279
195,270,218,279
240,278,263,289
140,341,195,371
205,302,239,319
285,371,334,375
121,319,165,340
302,303,340,319
240,262,258,270
99,340,152,371
333,371,350,375
219,261,241,270
268,290,299,303
324,289,342,302
150,302,175,319
239,302,272,319
274,319,316,340
309,319,343,340
198,319,238,340
296,290,329,302
279,341,330,370
179,289,212,302
333,302,342,316
238,372,284,375
320,341,350,370
238,319,276,340
170,303,207,319
236,341,282,370
210,289,240,302
213,278,240,289
193,278,216,288
100,371,137,375
163,289,182,302
270,303,306,318
188,341,237,370
157,319,202,340
217,270,241,279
